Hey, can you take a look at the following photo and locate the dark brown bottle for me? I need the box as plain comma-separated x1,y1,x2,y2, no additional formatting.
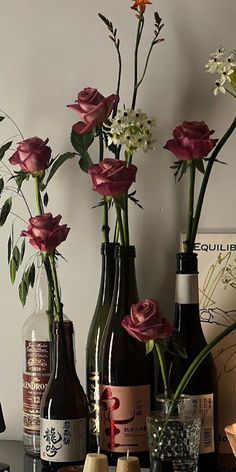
99,245,154,467
40,320,89,470
170,252,219,472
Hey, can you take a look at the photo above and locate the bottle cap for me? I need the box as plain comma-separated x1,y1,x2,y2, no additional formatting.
176,252,198,274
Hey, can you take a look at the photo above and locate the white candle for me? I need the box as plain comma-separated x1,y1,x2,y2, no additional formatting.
116,455,140,472
83,452,109,472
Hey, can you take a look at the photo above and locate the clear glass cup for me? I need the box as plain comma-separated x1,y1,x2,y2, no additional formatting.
146,396,201,472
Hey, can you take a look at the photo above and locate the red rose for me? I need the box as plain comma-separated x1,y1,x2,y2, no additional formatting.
67,87,118,135
21,213,70,252
164,121,218,160
122,298,173,342
88,158,137,197
9,137,52,173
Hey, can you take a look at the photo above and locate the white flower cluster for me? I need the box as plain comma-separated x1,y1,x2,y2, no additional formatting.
205,46,236,96
108,108,156,152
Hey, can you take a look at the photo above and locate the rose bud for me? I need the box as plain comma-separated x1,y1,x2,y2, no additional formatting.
21,213,70,252
9,137,52,174
122,298,173,342
164,121,218,160
67,87,118,135
88,158,137,197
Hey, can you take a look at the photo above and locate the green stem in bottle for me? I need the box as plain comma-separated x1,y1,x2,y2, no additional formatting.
188,115,236,253
102,197,110,243
172,321,236,408
114,199,125,246
48,252,63,322
155,342,169,397
184,161,195,253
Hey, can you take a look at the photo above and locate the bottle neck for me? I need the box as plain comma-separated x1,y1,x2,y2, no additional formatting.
35,264,51,313
114,246,139,315
99,243,117,304
53,321,77,378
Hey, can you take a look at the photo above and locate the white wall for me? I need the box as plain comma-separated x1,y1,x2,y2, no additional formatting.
0,0,236,440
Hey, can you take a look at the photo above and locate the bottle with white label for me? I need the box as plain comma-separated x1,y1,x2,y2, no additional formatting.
170,252,218,472
22,260,53,456
99,245,154,467
40,320,88,470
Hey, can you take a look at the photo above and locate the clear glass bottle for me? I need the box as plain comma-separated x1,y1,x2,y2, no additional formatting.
40,320,89,470
99,245,154,467
22,260,53,456
86,242,117,452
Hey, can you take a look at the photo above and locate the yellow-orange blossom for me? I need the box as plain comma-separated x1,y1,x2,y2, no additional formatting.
131,0,152,14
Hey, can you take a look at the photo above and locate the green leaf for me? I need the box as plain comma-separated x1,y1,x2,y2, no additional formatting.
172,341,187,359
7,235,11,264
146,340,154,355
0,197,12,226
45,152,75,187
28,263,36,288
10,256,17,284
0,178,4,195
13,245,20,268
79,151,93,173
0,141,12,161
15,172,29,190
19,280,28,306
43,192,49,207
71,129,94,155
20,239,25,263
195,159,205,174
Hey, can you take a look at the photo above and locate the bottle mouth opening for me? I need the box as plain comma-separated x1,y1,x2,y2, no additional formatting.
115,245,136,258
176,252,198,274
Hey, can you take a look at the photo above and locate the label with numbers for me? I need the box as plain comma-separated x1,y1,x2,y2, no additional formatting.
40,418,86,462
190,393,214,453
23,372,50,435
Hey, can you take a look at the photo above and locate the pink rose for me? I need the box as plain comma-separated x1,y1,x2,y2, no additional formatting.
88,158,137,197
67,87,118,135
122,298,173,342
21,213,70,252
9,137,52,173
164,121,218,160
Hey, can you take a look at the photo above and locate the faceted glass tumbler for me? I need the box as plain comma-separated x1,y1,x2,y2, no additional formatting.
147,397,201,472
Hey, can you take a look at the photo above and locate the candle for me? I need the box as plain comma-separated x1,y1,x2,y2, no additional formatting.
116,455,141,472
83,452,109,472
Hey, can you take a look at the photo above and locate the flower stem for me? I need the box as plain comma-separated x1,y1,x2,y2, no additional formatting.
102,197,110,243
184,162,195,253
188,115,236,253
48,252,63,322
131,14,144,110
155,342,169,397
114,199,125,246
34,176,44,215
172,320,236,406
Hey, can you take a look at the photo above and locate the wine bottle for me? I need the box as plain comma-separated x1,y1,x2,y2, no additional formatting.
40,320,89,470
22,261,53,456
86,242,117,452
99,245,154,467
170,252,218,471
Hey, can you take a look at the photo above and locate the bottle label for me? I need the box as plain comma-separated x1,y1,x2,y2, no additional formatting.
190,393,214,453
40,418,86,462
175,274,199,304
99,384,150,452
88,371,100,437
25,340,51,373
23,372,50,435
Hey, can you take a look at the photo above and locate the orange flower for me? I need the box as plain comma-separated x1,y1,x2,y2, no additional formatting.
131,0,152,14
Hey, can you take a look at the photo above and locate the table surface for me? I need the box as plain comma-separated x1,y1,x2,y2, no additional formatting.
0,440,236,472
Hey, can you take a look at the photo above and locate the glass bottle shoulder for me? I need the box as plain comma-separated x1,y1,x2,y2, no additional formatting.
22,310,52,341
